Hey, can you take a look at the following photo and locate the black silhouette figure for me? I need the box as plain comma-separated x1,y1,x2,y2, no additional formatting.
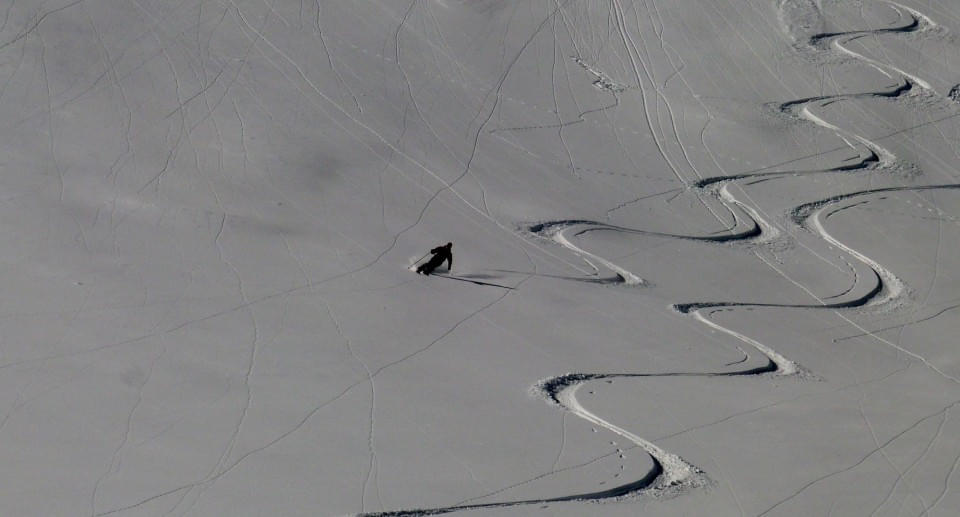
416,243,453,275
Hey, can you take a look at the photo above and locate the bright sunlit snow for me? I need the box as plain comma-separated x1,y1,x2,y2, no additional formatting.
2,0,960,515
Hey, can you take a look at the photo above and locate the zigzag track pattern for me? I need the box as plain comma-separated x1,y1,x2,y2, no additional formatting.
362,2,958,515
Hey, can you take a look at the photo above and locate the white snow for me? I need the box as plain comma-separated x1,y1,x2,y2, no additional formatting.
1,0,960,515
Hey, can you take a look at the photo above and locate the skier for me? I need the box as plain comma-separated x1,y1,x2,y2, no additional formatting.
416,242,453,275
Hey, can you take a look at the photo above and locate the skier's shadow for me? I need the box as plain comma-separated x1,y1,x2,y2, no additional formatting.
454,273,502,280
490,269,628,285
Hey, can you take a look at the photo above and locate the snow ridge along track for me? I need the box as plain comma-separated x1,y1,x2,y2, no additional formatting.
361,2,957,515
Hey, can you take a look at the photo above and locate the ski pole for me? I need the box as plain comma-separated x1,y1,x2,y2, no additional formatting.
410,251,430,268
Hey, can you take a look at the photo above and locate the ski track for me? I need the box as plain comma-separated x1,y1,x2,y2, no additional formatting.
361,2,958,515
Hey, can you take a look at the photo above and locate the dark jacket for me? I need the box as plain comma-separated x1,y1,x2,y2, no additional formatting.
427,244,452,270
417,243,452,274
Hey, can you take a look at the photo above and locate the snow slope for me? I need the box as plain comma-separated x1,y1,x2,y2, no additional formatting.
1,0,960,515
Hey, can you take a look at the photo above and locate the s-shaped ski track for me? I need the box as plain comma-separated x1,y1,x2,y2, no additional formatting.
362,2,958,515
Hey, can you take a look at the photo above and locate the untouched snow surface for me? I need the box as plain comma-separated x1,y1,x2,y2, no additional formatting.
2,0,960,515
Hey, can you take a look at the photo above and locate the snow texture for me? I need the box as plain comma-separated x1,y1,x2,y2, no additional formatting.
1,0,960,516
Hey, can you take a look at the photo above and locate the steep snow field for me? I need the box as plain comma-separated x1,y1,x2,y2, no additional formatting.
1,0,960,515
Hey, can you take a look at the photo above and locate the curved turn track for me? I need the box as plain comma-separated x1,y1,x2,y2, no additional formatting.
364,2,959,515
